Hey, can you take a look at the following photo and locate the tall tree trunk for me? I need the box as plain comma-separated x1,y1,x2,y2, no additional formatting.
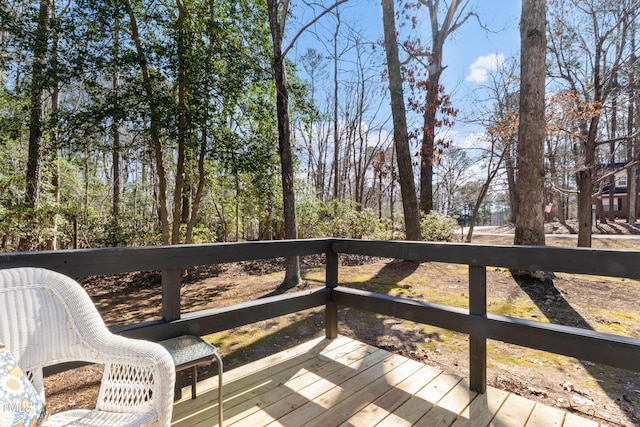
633,86,640,223
514,0,546,246
628,29,637,225
382,0,421,241
577,117,599,247
46,89,60,251
505,144,518,223
112,98,121,217
186,0,216,244
545,140,557,222
420,76,437,214
607,82,617,222
20,0,49,251
390,143,396,231
267,0,300,286
332,11,341,201
185,129,207,244
124,0,171,244
172,0,188,244
356,46,368,211
112,15,121,218
46,2,60,251
418,0,470,215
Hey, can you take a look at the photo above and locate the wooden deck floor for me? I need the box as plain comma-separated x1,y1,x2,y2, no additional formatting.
170,335,600,427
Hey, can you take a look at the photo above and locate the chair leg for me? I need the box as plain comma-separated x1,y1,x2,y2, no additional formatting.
214,353,224,427
174,373,183,401
191,366,197,399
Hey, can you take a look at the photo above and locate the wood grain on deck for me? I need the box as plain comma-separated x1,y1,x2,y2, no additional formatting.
171,336,601,427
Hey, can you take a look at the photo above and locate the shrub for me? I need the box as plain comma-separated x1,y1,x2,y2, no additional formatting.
297,197,379,239
420,211,458,242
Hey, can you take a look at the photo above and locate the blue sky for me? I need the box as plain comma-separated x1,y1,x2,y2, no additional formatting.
289,0,523,150
291,0,521,85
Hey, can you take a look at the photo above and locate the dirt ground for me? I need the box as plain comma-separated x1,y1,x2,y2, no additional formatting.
43,221,640,426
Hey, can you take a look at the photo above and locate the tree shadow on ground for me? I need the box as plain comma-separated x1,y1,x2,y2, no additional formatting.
595,222,640,235
349,260,420,295
547,223,578,234
511,272,637,424
511,273,590,328
336,260,448,361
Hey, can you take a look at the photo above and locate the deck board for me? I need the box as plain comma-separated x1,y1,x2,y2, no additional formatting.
171,336,602,427
489,393,536,427
451,386,510,427
525,403,566,426
338,363,440,427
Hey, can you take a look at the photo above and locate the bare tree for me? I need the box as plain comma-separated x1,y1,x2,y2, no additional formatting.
342,37,390,211
548,0,639,246
298,48,329,201
467,55,520,223
267,0,346,286
434,147,472,216
382,0,421,240
332,9,342,200
400,0,475,215
627,24,638,225
466,136,510,242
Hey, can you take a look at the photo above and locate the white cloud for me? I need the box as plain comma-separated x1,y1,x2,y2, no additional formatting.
457,132,490,150
465,54,505,84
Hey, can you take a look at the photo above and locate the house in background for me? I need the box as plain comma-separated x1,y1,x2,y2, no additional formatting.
596,162,639,220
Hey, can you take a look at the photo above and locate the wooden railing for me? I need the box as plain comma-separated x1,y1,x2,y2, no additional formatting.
1,238,639,393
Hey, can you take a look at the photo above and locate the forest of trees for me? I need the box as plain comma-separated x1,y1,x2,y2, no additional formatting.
1,0,640,253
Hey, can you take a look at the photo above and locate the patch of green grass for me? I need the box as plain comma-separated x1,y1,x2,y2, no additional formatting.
487,299,548,321
413,326,467,352
599,322,631,335
205,327,262,351
608,310,640,321
564,273,640,285
589,309,640,336
205,309,324,360
301,268,326,282
487,344,574,370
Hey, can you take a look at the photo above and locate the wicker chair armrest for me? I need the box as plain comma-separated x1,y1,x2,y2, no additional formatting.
89,334,175,426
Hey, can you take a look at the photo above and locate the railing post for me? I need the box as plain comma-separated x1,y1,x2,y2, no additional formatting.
469,265,487,393
162,268,181,322
325,248,339,339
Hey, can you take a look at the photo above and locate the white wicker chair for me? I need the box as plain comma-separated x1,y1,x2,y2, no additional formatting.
0,267,175,426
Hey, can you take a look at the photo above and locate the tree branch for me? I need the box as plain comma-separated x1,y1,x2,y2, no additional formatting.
282,0,349,58
595,129,640,146
594,160,640,185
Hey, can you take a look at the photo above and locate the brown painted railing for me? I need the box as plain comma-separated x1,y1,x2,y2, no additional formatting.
1,239,639,392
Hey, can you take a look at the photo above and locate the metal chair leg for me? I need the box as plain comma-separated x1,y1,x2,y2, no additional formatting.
214,353,223,427
191,366,197,399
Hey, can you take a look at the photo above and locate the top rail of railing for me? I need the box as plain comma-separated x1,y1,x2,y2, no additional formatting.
331,239,640,280
0,239,333,277
1,238,639,280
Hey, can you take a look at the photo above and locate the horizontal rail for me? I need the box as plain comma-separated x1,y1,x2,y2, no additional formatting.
332,287,640,373
0,239,333,277
331,239,640,280
3,238,639,280
115,287,329,341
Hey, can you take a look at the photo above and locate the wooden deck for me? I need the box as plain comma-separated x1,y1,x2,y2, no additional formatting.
171,336,600,427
